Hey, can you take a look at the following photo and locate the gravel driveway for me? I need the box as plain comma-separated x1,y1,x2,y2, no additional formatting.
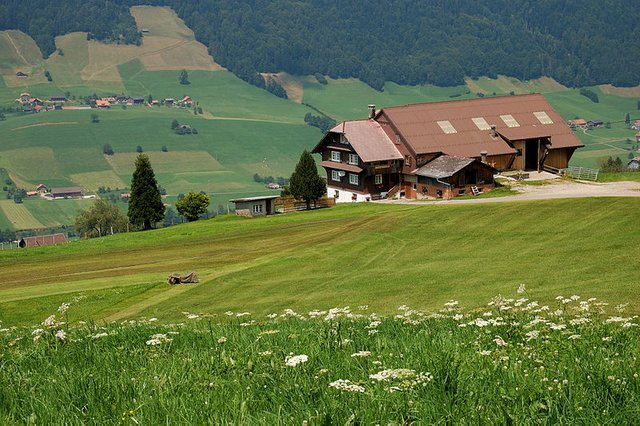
380,179,640,205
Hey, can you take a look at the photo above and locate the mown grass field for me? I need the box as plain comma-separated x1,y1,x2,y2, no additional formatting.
1,198,640,423
1,198,639,328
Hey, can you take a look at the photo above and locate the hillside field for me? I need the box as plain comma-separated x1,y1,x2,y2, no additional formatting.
1,198,638,328
0,5,639,231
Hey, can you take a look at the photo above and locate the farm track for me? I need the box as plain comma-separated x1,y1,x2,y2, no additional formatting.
5,32,29,65
12,122,80,131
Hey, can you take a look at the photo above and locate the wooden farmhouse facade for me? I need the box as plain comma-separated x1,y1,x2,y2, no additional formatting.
313,94,583,201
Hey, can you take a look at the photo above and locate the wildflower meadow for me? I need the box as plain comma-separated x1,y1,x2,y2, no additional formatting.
1,288,639,424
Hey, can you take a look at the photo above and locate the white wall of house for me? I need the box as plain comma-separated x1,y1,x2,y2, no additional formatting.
326,185,372,203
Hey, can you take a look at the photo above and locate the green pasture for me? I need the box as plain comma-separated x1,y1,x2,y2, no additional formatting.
1,198,638,327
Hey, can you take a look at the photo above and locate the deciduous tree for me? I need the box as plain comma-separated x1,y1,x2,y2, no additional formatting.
175,192,210,222
127,154,165,230
75,198,128,238
288,150,325,209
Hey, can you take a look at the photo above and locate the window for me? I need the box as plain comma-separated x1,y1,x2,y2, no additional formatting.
375,174,383,185
331,170,341,181
349,173,359,185
339,134,348,144
252,204,263,214
348,153,359,165
330,150,341,162
405,155,412,167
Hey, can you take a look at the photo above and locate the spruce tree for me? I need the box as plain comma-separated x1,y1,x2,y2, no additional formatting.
128,154,165,230
288,150,325,209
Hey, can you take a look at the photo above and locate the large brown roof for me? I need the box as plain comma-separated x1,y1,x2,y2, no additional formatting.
326,120,403,162
379,94,583,157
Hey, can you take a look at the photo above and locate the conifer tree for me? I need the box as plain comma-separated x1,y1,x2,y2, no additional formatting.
288,150,325,209
127,154,165,230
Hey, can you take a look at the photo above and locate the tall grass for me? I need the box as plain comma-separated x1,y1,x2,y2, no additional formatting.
1,290,638,423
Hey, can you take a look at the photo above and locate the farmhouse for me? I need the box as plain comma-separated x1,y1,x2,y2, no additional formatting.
313,94,584,201
18,92,30,103
95,99,111,108
628,157,640,171
179,96,193,107
51,187,82,199
16,71,28,77
130,96,145,105
18,233,67,248
230,195,279,216
50,95,67,102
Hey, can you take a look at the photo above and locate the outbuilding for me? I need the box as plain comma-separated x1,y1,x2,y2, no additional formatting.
230,195,279,216
51,187,82,198
412,155,497,199
19,233,67,248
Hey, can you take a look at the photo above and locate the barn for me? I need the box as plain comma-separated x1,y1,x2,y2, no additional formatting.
313,94,583,201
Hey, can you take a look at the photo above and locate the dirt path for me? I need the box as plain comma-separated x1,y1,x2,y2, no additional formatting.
12,122,79,131
381,180,640,206
5,32,29,65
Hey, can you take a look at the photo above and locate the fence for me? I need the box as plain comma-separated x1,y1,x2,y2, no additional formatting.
275,196,335,213
562,166,599,181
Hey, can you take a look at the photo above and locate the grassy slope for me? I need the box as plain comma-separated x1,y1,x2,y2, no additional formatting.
0,198,638,326
0,8,638,229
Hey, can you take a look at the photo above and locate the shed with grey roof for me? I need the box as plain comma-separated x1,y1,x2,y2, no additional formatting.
230,195,279,216
412,155,497,199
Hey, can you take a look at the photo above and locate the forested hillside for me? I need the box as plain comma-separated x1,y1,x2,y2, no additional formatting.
0,0,141,57
2,0,639,90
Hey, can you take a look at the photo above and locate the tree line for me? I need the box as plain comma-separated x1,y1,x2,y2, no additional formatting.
3,1,638,90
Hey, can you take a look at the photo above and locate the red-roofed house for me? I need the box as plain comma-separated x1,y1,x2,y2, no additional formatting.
313,94,584,201
179,96,193,107
95,99,111,109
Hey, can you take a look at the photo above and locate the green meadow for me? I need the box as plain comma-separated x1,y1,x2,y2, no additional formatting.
1,198,639,327
0,6,639,230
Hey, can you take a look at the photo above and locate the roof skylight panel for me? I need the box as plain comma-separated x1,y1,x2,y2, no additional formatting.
500,114,520,127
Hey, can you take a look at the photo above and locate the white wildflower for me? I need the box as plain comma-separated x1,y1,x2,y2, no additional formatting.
285,354,308,367
351,351,371,358
329,379,365,393
224,311,234,316
550,324,566,331
43,315,56,327
452,314,464,321
568,334,581,340
602,336,612,342
55,329,66,341
517,283,526,294
186,314,199,319
146,333,172,346
91,332,108,339
148,317,158,322
259,351,272,356
479,350,492,356
258,329,280,336
266,313,278,319
570,295,580,301
31,329,44,335
526,330,540,341
369,369,415,381
57,303,70,315
217,336,227,344
493,336,507,347
236,312,251,317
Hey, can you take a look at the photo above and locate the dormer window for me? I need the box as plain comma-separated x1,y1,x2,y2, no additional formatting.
339,134,348,144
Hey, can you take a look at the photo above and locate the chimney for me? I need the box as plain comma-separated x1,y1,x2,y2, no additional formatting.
490,125,497,138
368,104,376,119
480,150,488,164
